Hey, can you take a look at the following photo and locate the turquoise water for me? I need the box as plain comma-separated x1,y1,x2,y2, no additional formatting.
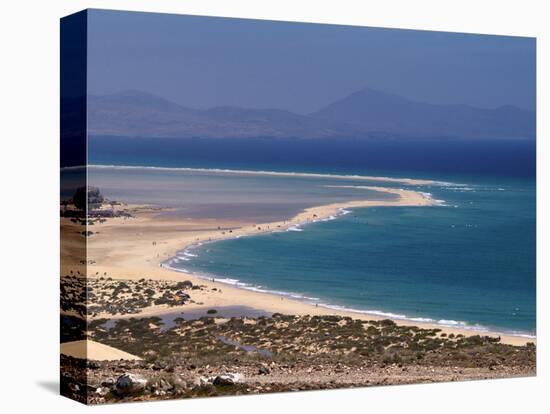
86,162,536,337
168,177,535,336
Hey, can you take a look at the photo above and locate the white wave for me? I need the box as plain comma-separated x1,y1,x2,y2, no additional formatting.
318,304,409,320
214,277,241,285
163,261,535,339
438,319,468,326
445,186,475,191
436,319,490,332
86,163,442,186
505,332,536,339
432,181,469,187
408,317,436,323
416,191,448,206
191,272,321,301
287,225,303,232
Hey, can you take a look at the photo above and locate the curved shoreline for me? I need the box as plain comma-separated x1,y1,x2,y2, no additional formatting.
163,212,536,341
84,186,535,346
164,264,536,340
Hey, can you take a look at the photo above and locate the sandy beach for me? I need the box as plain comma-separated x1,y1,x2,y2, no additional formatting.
60,340,142,361
71,185,534,346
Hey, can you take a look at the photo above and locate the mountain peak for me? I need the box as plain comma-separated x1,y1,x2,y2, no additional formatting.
87,89,535,140
311,87,534,139
317,88,413,115
89,90,195,115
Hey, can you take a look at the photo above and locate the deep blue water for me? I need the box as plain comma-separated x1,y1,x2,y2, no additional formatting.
89,136,536,336
89,136,536,179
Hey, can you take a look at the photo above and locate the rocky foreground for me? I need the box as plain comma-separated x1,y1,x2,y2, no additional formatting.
60,313,536,404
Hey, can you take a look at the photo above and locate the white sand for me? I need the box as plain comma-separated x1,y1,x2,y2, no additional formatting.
60,340,142,361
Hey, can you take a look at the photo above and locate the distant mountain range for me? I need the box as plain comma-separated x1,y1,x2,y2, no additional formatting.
86,88,535,140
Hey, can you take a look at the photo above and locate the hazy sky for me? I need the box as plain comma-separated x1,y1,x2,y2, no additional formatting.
87,9,536,113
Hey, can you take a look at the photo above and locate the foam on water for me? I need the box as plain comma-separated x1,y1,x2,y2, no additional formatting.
164,260,322,303
86,163,455,186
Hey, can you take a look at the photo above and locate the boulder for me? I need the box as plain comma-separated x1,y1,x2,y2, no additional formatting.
212,373,243,386
176,280,193,289
115,373,147,396
175,291,191,300
149,377,174,392
196,376,209,387
258,365,270,375
101,378,115,388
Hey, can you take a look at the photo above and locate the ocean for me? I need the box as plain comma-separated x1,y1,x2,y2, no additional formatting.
87,136,536,337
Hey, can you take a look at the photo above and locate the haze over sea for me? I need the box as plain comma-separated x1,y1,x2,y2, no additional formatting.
88,137,536,337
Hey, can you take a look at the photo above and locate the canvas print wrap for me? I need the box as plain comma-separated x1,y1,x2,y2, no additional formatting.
60,9,536,405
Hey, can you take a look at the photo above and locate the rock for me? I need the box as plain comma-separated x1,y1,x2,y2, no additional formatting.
149,377,174,393
159,378,173,391
87,361,100,370
177,292,191,301
176,280,193,289
258,365,270,375
212,373,243,386
153,361,166,370
101,378,115,388
194,376,209,387
115,373,147,395
95,387,109,396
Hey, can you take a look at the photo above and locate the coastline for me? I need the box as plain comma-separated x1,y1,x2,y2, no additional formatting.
86,164,437,186
81,185,534,346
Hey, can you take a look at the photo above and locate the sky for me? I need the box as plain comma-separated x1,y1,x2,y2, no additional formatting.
87,9,536,114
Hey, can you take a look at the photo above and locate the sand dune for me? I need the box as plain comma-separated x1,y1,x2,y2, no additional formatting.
60,340,142,361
